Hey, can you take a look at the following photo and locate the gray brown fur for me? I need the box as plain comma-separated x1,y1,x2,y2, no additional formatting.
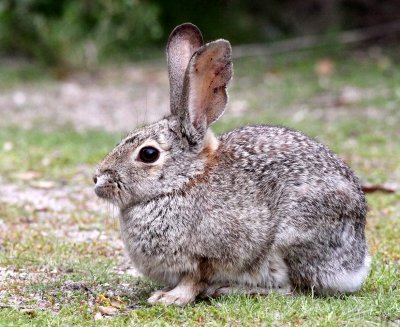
94,23,370,306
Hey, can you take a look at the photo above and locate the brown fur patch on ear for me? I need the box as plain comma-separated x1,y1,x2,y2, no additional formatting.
188,40,232,129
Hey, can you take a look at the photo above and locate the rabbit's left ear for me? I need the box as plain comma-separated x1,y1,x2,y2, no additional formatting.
167,23,203,116
180,40,233,143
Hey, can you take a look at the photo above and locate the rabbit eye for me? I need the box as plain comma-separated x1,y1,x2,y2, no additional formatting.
138,146,160,163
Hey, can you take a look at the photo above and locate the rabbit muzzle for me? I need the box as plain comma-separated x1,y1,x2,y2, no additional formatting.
93,173,119,201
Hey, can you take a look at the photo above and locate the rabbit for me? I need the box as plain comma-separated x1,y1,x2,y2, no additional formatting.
93,23,370,306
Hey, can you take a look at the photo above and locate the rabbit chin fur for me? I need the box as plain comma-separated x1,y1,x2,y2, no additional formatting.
94,23,370,305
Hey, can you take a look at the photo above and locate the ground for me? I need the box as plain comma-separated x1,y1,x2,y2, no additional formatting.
0,47,399,326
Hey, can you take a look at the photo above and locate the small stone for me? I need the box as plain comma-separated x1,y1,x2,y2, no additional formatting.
3,142,13,152
94,312,103,320
13,91,27,106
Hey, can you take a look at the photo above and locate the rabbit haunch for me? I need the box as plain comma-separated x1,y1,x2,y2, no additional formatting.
94,23,370,306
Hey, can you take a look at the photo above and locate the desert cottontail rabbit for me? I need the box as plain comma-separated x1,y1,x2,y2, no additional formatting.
94,23,370,306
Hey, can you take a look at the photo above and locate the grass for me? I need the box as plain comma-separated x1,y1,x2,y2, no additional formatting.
0,48,400,326
0,61,52,89
0,127,117,181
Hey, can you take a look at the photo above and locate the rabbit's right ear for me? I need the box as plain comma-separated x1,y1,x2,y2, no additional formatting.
167,23,203,115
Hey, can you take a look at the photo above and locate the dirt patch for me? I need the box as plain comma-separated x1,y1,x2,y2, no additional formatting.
0,66,169,132
0,64,249,133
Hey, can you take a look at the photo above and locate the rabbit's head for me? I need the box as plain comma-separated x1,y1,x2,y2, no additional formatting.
94,23,232,207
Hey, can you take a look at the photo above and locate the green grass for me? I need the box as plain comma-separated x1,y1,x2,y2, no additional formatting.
0,127,118,180
1,49,400,326
0,62,52,89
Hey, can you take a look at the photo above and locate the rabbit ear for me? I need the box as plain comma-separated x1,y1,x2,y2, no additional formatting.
167,23,203,115
181,40,233,137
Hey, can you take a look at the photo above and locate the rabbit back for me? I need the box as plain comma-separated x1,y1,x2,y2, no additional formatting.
213,125,369,292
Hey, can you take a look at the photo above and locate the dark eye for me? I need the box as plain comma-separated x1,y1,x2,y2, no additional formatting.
138,146,160,163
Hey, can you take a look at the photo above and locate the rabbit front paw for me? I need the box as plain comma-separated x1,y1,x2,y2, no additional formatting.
148,288,196,306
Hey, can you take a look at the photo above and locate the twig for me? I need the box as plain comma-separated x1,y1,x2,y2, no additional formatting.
233,20,400,58
361,184,397,194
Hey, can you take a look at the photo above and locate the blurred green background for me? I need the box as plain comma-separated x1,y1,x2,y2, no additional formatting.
1,0,400,69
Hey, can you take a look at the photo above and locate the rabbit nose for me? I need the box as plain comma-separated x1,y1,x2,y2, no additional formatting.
93,175,98,184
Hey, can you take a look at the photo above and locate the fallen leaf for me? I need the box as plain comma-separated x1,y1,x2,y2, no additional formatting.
98,305,118,315
96,294,110,305
314,58,335,77
110,299,124,309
